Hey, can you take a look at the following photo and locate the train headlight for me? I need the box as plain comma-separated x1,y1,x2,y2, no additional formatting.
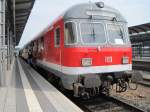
96,2,104,8
122,57,129,64
82,58,92,67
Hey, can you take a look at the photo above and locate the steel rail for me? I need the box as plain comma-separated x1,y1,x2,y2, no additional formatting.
108,95,146,112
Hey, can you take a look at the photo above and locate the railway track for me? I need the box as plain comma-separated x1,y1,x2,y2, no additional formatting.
70,94,146,112
108,95,146,112
138,79,150,87
131,70,150,87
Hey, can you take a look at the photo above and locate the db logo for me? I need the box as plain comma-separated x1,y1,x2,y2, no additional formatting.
105,56,112,63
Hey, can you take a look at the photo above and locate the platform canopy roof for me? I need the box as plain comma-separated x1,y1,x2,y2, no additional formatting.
129,23,150,43
10,0,35,45
129,23,150,34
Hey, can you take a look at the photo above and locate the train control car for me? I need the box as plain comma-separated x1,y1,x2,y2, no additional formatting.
21,2,137,98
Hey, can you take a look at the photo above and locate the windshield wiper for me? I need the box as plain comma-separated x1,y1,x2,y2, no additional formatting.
92,27,96,41
119,28,124,40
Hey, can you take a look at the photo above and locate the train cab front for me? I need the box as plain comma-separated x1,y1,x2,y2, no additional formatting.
61,3,135,98
62,20,134,97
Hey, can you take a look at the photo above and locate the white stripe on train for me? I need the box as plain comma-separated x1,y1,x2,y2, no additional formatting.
37,60,132,75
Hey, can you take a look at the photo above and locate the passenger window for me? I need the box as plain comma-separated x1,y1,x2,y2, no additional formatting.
55,27,60,47
41,37,44,49
65,22,76,45
38,37,44,52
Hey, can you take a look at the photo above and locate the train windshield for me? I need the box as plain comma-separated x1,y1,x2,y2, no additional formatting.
80,23,106,44
107,24,127,44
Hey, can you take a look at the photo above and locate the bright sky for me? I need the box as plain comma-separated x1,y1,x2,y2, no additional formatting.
18,0,150,48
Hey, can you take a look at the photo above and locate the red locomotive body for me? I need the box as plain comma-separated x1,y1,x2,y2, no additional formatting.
22,2,133,97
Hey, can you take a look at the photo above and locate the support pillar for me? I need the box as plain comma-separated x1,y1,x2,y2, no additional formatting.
0,0,6,86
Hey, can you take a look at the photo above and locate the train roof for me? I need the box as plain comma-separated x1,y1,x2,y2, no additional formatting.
63,2,126,22
23,2,126,48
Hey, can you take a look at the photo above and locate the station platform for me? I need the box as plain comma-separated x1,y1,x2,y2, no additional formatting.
137,70,150,80
0,58,83,112
132,57,150,62
132,57,150,70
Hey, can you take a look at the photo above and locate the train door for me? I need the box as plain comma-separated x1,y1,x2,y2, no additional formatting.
44,32,50,61
37,37,44,60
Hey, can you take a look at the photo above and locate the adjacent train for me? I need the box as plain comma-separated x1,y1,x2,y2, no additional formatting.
21,2,133,97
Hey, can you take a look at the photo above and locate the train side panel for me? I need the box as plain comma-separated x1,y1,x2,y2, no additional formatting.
36,19,64,66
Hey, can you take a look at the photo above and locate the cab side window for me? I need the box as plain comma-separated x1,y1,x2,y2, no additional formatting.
65,22,76,45
54,27,60,47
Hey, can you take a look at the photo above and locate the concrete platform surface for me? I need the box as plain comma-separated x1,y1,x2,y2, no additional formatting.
139,71,150,80
133,57,150,62
0,58,83,112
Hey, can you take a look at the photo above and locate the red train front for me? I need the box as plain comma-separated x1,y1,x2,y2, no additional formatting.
22,2,133,97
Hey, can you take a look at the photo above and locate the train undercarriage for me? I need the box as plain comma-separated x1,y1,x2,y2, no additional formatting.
36,64,142,99
72,71,143,99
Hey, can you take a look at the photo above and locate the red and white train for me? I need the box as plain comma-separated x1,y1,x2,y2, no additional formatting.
21,2,133,97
